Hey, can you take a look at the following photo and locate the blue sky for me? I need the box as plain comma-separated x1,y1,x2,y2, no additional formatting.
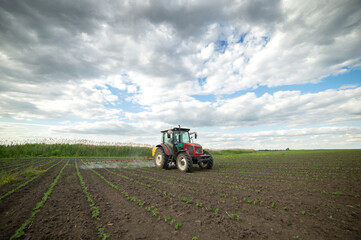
0,0,361,149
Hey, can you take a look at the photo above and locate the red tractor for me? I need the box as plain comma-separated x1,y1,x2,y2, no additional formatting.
152,126,214,172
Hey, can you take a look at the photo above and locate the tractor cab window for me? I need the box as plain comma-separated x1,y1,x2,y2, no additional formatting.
163,132,172,144
174,131,190,143
173,131,190,143
181,131,190,143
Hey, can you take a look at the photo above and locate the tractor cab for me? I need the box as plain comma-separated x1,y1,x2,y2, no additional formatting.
153,126,213,172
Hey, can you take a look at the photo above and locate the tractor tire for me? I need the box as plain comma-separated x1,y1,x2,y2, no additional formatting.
176,152,193,172
154,147,169,169
198,150,214,169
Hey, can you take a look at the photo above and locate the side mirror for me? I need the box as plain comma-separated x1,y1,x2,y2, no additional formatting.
190,132,197,139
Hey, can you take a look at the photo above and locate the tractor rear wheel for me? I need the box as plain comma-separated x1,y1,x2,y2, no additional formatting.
198,150,214,169
176,152,193,172
154,148,169,169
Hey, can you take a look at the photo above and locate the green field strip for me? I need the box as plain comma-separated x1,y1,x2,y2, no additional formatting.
102,167,244,222
0,143,151,158
9,160,69,240
75,160,110,240
0,159,64,200
82,161,183,231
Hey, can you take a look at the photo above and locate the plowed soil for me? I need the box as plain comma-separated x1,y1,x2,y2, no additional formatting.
0,150,360,240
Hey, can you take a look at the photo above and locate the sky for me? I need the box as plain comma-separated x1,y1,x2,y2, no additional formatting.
0,0,361,149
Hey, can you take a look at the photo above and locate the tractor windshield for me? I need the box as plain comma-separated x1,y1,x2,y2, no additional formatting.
173,131,190,143
180,131,190,143
174,131,191,144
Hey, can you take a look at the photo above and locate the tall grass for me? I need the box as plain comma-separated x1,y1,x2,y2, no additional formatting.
0,144,152,158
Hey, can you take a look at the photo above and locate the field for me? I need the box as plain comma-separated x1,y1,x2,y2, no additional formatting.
0,150,360,239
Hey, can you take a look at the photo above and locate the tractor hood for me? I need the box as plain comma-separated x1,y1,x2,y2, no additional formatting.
183,142,203,155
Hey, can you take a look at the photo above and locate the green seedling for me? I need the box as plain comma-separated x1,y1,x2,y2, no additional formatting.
228,213,242,220
152,208,160,216
174,222,182,230
332,191,342,196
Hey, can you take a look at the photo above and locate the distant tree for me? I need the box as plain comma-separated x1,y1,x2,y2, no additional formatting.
286,148,290,151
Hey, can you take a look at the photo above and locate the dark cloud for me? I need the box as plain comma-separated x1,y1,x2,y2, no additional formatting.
0,0,284,84
0,97,45,118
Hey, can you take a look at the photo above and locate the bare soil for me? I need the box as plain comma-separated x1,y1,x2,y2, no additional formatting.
0,150,360,240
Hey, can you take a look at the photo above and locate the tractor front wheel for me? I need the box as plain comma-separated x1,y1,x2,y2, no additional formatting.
198,150,214,169
154,148,169,169
176,152,193,172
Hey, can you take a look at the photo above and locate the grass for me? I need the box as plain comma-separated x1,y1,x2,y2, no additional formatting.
0,143,152,158
21,168,46,178
0,167,46,186
0,176,16,186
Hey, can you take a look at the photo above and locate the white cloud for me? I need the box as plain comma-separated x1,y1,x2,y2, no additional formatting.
0,79,122,119
128,87,361,128
199,126,361,149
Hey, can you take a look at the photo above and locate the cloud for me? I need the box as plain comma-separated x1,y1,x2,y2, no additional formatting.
0,79,122,119
128,87,361,127
0,0,361,149
199,126,361,149
1,0,360,104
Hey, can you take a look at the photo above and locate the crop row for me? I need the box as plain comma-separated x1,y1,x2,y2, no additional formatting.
0,159,58,187
122,168,341,221
10,160,69,239
82,161,184,231
0,159,64,200
103,167,244,223
75,160,109,239
0,158,37,170
136,168,267,195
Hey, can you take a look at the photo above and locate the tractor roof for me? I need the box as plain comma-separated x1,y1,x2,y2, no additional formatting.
161,127,190,133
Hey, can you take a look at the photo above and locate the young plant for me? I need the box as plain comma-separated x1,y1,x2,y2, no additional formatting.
174,222,183,230
228,213,242,220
